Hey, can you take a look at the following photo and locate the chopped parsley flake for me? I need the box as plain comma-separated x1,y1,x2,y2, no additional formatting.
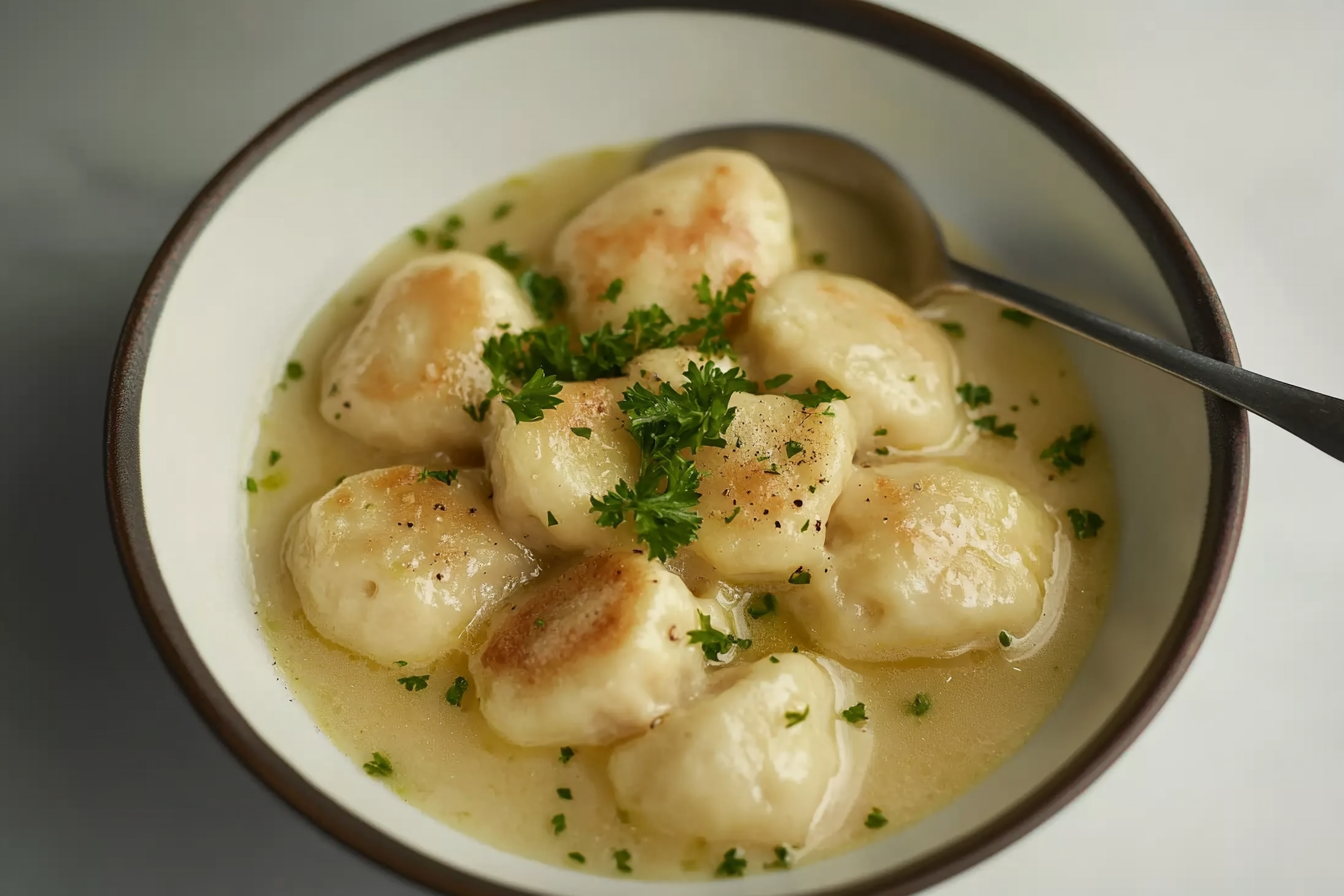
613,849,633,873
393,660,408,667
769,655,780,663
873,427,888,436
874,447,890,456
973,415,1018,439
567,852,586,864
362,752,393,777
939,321,966,338
785,440,804,459
765,846,791,870
419,468,459,485
842,702,868,723
445,213,464,231
1001,308,1033,326
723,506,742,524
1040,425,1095,472
285,360,304,381
747,592,777,619
547,511,559,527
763,463,781,475
551,814,566,835
559,746,575,763
865,808,889,829
486,240,525,272
800,518,811,532
245,477,258,493
397,675,429,692
998,630,1013,648
557,788,572,800
785,705,810,727
687,610,751,661
492,201,514,220
763,372,793,390
810,251,828,266
464,398,491,422
409,227,428,245
570,427,592,439
1030,393,1040,406
599,278,624,303
435,232,457,251
267,450,281,466
445,676,469,706
786,380,849,408
910,692,932,716
1067,508,1105,539
535,618,545,629
956,382,993,408
807,485,816,493
715,849,747,877
788,568,812,585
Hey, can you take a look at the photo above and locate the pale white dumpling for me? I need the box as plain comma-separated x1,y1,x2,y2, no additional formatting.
485,380,640,553
284,466,539,666
470,551,706,747
787,464,1057,660
321,251,539,454
609,653,865,846
554,149,795,331
741,270,961,451
689,394,856,579
623,346,732,389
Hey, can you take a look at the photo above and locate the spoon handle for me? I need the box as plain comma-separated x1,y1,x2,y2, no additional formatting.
949,260,1344,462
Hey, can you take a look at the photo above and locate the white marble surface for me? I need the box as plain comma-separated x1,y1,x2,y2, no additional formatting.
0,1,1339,894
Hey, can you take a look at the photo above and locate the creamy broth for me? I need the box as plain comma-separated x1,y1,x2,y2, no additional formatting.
246,146,1117,880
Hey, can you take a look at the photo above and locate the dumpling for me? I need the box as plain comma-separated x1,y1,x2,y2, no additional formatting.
320,251,539,455
623,346,732,389
469,550,706,747
284,466,538,666
554,149,795,332
608,653,866,846
785,464,1058,660
741,270,961,452
688,393,856,579
485,380,640,553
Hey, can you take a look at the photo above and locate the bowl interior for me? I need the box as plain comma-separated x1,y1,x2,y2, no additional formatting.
126,6,1227,895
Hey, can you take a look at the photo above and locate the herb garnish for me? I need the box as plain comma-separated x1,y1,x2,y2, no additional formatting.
559,746,575,763
268,450,281,466
1001,309,1033,326
785,440,804,459
763,372,793,390
765,846,791,870
363,752,393,777
519,269,566,320
1067,508,1104,539
285,360,304,381
723,506,742,524
570,426,592,439
419,468,459,485
998,630,1012,648
557,788,572,800
788,568,811,585
546,511,559,527
865,808,889,829
445,676,469,706
873,427,888,436
397,675,429,692
874,447,890,456
810,251,828,266
939,321,966,338
493,201,514,220
551,814,566,835
1040,425,1095,472
687,610,752,661
715,849,747,877
498,368,564,423
973,415,1018,439
956,382,993,409
464,399,491,422
842,702,868,724
567,852,585,864
486,241,524,272
786,380,849,408
409,227,428,246
747,592,777,619
769,655,780,663
599,278,624,303
785,706,810,727
910,692,932,716
393,660,408,667
245,477,258,493
613,849,633,873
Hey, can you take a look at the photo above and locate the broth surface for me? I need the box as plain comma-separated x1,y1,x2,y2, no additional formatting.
246,146,1117,880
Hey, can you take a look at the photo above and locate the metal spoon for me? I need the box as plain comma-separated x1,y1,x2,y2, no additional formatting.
645,124,1344,462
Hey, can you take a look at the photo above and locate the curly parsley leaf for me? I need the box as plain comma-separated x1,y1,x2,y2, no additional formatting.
363,752,393,777
786,380,849,408
842,702,868,724
397,675,429,692
445,676,469,706
715,849,747,878
765,846,791,870
559,746,575,763
613,849,633,873
418,468,459,485
485,240,524,272
763,372,793,390
956,382,993,409
519,269,566,320
973,415,1017,439
599,278,624,303
499,369,564,423
1067,508,1105,539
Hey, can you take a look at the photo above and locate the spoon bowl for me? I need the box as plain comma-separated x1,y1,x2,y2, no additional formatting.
647,124,1344,463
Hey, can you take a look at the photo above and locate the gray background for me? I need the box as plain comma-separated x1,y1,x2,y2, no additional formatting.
2,1,1341,894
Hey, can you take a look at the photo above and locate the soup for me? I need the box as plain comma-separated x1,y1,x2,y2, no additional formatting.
245,145,1116,880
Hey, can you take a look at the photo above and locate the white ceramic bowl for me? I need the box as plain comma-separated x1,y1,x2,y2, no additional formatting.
106,2,1248,894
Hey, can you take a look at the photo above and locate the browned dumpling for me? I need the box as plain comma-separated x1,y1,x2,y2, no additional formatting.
469,551,706,747
554,149,795,331
284,466,538,666
321,251,538,454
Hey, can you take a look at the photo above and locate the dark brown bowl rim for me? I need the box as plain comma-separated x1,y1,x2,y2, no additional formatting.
104,1,1249,894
